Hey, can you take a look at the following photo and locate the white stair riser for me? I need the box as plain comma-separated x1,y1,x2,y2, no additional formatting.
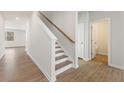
55,58,68,65
56,43,59,45
55,45,60,47
55,48,62,51
55,63,73,75
55,53,65,57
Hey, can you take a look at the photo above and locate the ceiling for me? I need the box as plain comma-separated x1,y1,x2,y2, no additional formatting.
3,11,32,20
3,11,32,30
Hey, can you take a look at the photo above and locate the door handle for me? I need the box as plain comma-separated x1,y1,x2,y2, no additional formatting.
94,42,96,44
81,42,83,44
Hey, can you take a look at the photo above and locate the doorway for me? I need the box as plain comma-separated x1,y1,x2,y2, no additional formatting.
91,18,110,64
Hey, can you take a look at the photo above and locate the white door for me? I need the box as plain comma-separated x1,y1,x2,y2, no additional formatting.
78,23,85,58
91,24,97,59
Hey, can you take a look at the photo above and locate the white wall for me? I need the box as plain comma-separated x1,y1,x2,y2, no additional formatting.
0,13,5,59
4,12,32,30
27,12,57,81
5,21,26,30
41,11,76,63
42,11,76,41
92,20,108,55
89,12,124,69
5,29,26,47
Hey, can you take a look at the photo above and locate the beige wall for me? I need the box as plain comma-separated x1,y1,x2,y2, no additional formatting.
93,19,108,55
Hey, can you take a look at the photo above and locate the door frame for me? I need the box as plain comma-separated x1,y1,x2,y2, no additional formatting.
89,18,111,65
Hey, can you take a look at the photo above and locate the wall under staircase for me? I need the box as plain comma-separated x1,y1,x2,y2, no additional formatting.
26,12,77,82
38,12,76,65
26,12,57,81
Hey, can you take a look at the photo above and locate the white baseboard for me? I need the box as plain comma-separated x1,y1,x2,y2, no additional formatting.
83,58,91,61
73,62,79,69
26,51,55,82
56,63,73,75
108,63,124,70
5,46,25,48
0,52,5,61
25,48,28,52
98,51,108,56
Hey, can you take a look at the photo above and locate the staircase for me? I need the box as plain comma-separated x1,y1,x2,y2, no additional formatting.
37,12,75,81
55,42,73,76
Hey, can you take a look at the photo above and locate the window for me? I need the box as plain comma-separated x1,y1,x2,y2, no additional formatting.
5,32,14,41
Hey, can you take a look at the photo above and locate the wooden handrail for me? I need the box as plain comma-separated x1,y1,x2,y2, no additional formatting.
38,12,75,43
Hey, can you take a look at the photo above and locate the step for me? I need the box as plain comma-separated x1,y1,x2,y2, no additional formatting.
55,57,68,65
55,60,72,70
55,61,73,75
55,48,62,51
55,52,65,57
55,44,59,46
55,46,61,48
55,55,68,61
55,45,60,48
55,50,64,54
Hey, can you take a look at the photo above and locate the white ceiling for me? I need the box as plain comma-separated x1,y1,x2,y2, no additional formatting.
3,11,32,30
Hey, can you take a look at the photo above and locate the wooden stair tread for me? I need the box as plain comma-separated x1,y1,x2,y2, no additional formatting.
55,60,72,70
56,46,61,48
55,55,68,61
55,50,64,54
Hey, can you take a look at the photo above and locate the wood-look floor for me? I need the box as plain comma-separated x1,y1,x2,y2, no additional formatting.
0,47,124,82
0,47,48,82
94,54,108,64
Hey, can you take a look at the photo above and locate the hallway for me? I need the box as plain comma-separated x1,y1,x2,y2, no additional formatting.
0,47,124,82
0,47,48,82
57,59,124,82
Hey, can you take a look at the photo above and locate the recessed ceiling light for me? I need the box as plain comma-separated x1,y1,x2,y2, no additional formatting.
16,17,20,20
